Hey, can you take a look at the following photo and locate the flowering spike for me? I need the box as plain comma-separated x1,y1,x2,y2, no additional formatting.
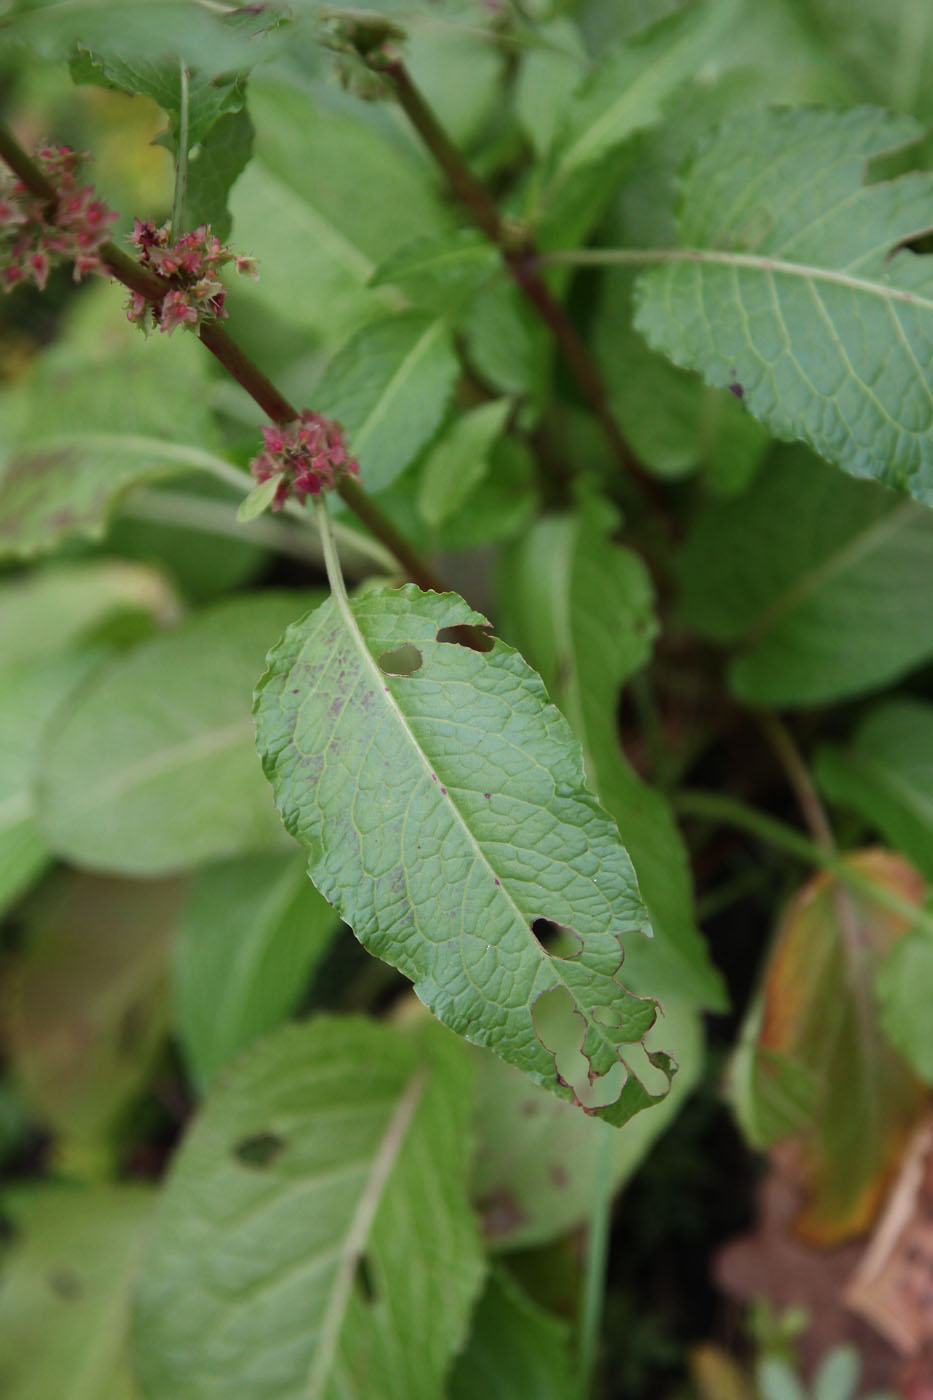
249,411,360,508
0,143,117,294
124,219,258,336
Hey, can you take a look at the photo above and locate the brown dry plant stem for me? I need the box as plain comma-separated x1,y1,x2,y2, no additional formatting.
0,124,449,596
373,54,670,527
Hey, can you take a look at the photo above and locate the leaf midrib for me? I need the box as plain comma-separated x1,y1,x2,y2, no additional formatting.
305,1066,427,1399
320,590,634,1059
50,718,255,821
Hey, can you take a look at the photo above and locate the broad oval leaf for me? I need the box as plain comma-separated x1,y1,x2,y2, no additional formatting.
254,585,673,1126
728,850,929,1245
679,448,933,705
38,592,318,876
174,851,339,1091
132,1017,484,1400
635,106,933,504
0,1185,153,1400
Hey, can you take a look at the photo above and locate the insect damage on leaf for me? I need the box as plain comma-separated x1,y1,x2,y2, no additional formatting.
254,584,674,1127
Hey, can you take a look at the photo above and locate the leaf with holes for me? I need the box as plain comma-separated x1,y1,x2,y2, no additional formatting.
132,1016,484,1400
255,584,673,1126
727,850,929,1245
634,106,933,504
497,495,725,1008
0,1185,153,1400
678,447,933,705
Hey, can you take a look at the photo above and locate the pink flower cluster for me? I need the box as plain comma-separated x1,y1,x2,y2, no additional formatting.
0,144,117,293
250,411,360,508
126,219,258,335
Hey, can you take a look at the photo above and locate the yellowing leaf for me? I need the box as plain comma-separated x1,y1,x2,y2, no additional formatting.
731,849,929,1245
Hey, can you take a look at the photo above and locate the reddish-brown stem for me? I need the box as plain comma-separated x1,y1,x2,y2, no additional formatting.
0,124,447,594
376,56,669,524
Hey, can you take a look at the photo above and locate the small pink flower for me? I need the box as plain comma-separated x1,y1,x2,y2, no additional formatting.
249,410,359,508
123,218,257,335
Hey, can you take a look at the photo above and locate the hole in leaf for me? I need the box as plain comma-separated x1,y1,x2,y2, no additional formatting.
377,643,423,676
435,624,494,653
48,1269,82,1300
531,917,582,959
353,1253,379,1303
532,986,628,1110
233,1131,285,1168
892,228,933,258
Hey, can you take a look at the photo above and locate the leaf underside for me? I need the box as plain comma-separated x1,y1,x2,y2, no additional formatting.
254,585,673,1126
636,106,933,505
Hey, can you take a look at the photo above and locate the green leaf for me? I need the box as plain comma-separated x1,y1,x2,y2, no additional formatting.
593,268,771,481
227,80,452,345
255,584,673,1125
0,561,178,916
463,280,551,409
132,1017,484,1400
728,851,928,1245
471,993,702,1251
0,284,221,560
515,18,587,160
418,398,511,528
173,851,339,1091
2,873,181,1164
37,592,318,876
236,473,280,524
678,448,933,705
497,497,725,1008
449,1269,574,1400
368,231,500,318
0,1185,152,1400
8,0,270,72
877,928,933,1084
184,105,255,243
634,106,933,505
542,0,735,202
816,699,933,880
69,48,245,149
314,312,460,494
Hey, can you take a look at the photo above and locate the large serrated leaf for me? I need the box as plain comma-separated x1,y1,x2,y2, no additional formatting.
131,1016,484,1400
254,585,673,1126
0,1185,152,1400
498,497,725,1008
634,106,933,504
678,447,933,705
